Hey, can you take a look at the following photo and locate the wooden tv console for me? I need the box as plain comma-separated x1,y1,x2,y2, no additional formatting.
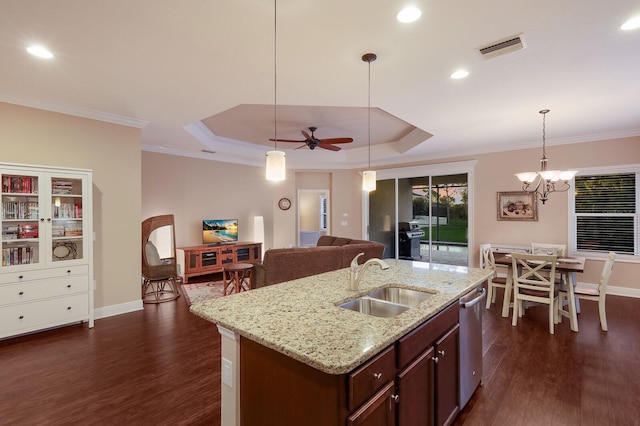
177,242,262,283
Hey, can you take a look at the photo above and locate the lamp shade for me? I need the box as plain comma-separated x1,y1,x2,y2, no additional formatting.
515,172,538,183
362,170,376,192
266,150,286,181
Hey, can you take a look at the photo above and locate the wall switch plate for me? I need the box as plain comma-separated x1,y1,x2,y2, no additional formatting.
222,358,233,387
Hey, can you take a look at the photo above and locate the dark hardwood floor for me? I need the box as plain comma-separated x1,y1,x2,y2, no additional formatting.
1,278,639,426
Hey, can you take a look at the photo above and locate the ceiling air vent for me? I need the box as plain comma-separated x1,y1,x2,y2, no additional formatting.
478,34,527,59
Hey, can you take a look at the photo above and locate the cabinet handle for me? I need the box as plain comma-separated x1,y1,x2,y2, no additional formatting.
18,275,24,279
67,270,71,274
18,291,24,296
40,218,45,222
19,315,24,320
390,394,400,403
67,285,71,288
372,372,383,380
67,307,72,310
438,350,445,357
432,356,439,364
47,218,52,222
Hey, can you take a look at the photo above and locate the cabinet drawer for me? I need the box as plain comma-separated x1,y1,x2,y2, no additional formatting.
397,302,459,369
0,275,88,306
348,345,396,411
0,293,89,337
0,264,89,284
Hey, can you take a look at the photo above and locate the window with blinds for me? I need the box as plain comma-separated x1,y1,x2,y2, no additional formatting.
572,171,638,255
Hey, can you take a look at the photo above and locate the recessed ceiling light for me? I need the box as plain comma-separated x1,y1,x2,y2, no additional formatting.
26,45,53,59
451,70,469,79
621,16,640,30
397,6,422,23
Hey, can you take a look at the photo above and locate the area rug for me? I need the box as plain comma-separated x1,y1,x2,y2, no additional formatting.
181,281,226,306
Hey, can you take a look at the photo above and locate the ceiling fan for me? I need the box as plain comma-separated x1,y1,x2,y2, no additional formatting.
269,127,353,151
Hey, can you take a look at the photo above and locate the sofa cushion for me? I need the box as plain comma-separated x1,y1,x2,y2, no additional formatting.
256,246,344,287
340,242,386,268
332,237,352,246
317,235,337,246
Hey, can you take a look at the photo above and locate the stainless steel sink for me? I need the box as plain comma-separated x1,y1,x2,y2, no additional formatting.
366,287,435,307
338,297,410,318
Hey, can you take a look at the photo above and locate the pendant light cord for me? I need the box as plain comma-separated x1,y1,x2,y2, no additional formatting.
273,0,278,150
367,58,371,169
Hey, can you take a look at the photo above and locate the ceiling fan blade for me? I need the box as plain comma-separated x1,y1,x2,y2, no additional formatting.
318,143,341,151
301,131,312,140
318,137,353,144
294,144,308,150
269,138,306,143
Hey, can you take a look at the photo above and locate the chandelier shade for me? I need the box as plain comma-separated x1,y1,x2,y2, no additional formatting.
515,109,577,204
362,170,376,192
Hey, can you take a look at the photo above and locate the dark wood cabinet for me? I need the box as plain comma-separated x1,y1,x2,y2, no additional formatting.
177,242,261,283
434,325,460,426
238,301,460,426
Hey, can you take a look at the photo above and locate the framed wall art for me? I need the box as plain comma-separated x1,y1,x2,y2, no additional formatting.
497,191,538,221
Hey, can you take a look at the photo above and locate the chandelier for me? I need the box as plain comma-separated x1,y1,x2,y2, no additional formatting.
515,109,577,204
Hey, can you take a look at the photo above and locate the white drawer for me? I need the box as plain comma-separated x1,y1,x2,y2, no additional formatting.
0,293,89,338
0,265,89,285
0,275,89,306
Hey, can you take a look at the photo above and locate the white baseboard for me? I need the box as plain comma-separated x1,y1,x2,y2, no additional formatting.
94,299,143,320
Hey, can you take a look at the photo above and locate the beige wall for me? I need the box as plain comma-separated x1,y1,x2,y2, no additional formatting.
1,102,141,309
7,102,635,315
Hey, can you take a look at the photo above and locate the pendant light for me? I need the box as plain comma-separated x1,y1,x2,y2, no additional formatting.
515,109,577,204
362,53,377,192
265,0,286,181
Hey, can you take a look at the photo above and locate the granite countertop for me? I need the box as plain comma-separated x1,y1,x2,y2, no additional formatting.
190,259,492,375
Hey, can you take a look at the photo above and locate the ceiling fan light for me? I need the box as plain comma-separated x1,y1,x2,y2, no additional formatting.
515,172,538,183
621,16,640,30
363,170,376,192
26,45,53,59
266,150,286,181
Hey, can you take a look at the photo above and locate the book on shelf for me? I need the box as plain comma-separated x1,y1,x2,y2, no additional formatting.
2,175,38,194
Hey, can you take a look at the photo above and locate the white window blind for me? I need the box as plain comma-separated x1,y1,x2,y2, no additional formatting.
572,171,638,255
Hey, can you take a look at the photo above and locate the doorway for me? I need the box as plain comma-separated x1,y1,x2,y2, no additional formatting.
297,189,330,247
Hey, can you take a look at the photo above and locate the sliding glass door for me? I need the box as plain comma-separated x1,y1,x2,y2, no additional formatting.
365,162,474,266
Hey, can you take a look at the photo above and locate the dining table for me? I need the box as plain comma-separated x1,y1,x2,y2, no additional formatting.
493,253,586,332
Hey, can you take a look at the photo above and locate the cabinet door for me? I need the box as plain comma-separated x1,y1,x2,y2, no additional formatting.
397,346,435,426
347,381,396,426
47,172,90,265
434,325,460,426
1,169,44,269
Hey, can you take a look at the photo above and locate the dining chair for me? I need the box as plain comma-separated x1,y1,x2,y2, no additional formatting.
480,244,508,310
558,251,616,331
530,243,566,256
511,253,559,334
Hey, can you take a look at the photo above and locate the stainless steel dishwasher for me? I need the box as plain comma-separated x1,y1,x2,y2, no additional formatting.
459,286,486,409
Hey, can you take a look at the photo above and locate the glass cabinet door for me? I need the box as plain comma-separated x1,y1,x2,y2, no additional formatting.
1,171,42,267
49,175,85,263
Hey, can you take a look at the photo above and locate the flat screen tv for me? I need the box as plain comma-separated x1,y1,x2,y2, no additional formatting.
202,219,238,244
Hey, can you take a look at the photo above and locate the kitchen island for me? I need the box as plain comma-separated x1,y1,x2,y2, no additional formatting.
191,259,492,425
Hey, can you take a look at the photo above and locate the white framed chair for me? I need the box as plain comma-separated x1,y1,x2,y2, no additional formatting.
480,244,508,310
530,243,566,256
511,253,559,334
558,251,616,331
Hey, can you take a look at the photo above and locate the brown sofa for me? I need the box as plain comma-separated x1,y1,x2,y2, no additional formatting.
252,236,385,288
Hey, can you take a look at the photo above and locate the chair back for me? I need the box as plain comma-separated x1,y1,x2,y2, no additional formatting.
511,253,557,298
479,244,495,269
599,251,616,294
531,243,566,256
142,214,178,281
